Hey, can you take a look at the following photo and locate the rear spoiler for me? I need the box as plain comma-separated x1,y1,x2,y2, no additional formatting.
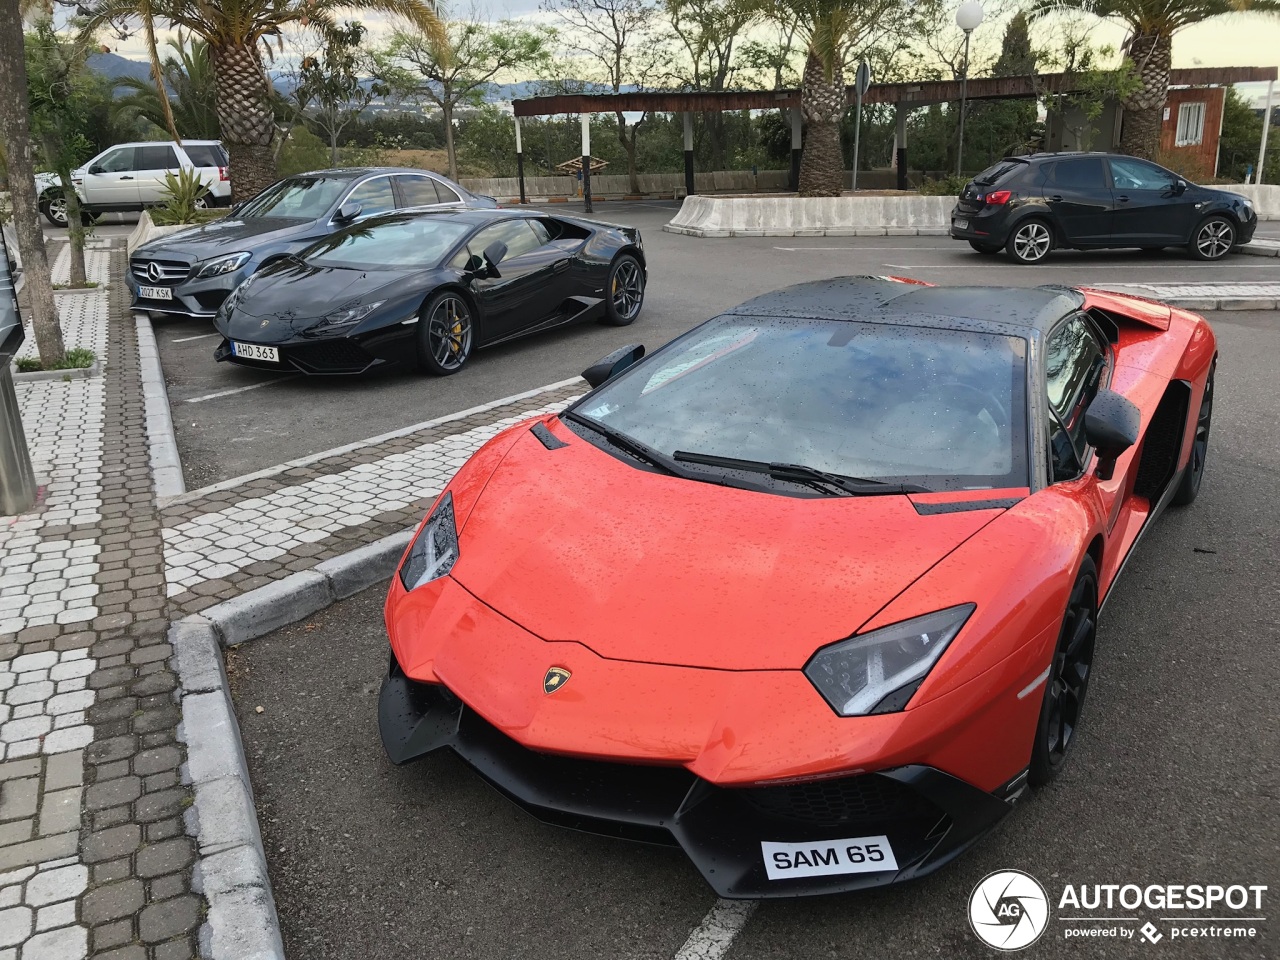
1078,287,1171,332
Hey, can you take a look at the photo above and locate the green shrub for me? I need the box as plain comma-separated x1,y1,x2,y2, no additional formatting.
918,174,969,196
278,125,330,176
151,166,212,225
15,347,95,372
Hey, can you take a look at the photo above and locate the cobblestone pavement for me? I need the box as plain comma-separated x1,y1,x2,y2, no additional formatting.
160,384,584,617
0,246,202,959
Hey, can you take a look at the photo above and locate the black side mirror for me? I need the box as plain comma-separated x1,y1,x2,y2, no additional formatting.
481,240,508,278
1084,388,1140,481
334,201,362,223
1173,179,1188,196
88,164,104,175
582,344,645,388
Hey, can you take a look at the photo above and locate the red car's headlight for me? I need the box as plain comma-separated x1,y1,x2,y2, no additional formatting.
804,604,975,716
399,492,459,592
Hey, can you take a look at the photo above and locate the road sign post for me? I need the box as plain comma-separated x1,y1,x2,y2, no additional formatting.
852,62,872,192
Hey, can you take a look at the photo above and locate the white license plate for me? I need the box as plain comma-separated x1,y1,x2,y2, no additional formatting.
762,835,898,880
231,342,279,363
953,218,969,231
138,285,172,300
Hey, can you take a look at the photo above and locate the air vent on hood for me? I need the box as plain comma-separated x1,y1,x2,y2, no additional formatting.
531,422,568,450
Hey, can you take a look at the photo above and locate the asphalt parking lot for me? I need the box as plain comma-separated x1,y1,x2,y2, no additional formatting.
228,309,1278,960
146,201,1280,488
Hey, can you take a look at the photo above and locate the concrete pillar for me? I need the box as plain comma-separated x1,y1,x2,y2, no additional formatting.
683,112,695,198
514,116,526,204
895,104,909,191
790,108,803,192
581,114,593,214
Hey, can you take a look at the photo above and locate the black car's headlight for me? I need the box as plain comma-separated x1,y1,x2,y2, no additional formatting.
314,300,384,330
195,252,251,278
399,492,458,591
804,604,975,717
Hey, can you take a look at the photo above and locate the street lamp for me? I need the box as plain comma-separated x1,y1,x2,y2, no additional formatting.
955,0,984,178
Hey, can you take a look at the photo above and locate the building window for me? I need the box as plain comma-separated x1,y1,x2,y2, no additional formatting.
1175,101,1206,147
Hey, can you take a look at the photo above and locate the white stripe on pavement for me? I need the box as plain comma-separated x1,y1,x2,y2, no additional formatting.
673,899,759,960
184,377,299,403
171,333,221,343
880,262,1280,271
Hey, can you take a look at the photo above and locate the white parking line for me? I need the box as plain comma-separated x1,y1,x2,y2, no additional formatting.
171,333,221,343
881,262,1280,270
184,377,299,404
772,246,936,251
673,899,758,960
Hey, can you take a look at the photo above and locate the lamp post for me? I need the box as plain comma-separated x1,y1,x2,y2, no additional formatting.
955,0,984,178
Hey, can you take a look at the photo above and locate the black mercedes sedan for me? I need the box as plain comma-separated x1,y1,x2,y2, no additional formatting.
128,167,496,319
949,152,1257,264
212,208,645,375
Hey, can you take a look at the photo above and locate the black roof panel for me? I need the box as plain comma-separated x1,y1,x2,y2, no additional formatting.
724,277,1083,335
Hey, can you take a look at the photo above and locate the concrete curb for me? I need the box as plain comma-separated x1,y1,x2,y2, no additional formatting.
168,526,415,958
136,312,185,498
172,617,285,960
10,359,102,381
1098,284,1279,312
1239,241,1280,258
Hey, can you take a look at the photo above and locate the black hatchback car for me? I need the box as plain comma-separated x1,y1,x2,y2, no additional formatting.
949,152,1257,264
128,167,496,319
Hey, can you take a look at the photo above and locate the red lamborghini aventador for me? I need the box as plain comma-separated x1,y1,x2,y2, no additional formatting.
378,277,1216,898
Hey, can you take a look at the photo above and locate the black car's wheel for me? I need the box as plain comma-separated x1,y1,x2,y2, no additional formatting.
1030,556,1097,787
968,240,1001,254
1189,216,1235,261
601,254,645,326
1006,219,1053,265
1172,361,1215,506
417,292,474,376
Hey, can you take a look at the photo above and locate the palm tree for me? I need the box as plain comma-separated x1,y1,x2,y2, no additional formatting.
85,0,446,200
763,0,909,196
113,33,220,139
1031,0,1280,160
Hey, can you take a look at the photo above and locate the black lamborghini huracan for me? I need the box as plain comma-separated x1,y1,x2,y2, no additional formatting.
212,208,646,375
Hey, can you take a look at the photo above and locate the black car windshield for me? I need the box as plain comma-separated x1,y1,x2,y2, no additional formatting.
303,217,473,269
572,316,1029,492
236,176,349,219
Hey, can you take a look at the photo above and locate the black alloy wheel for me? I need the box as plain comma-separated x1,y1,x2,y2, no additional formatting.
1006,219,1053,265
1030,556,1097,786
968,240,1001,254
602,254,645,326
417,292,474,376
1190,216,1235,261
1172,362,1215,505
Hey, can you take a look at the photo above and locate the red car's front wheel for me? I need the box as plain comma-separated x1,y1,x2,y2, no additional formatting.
1030,556,1098,786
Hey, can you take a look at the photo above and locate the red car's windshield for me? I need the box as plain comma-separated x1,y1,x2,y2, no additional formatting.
573,316,1029,492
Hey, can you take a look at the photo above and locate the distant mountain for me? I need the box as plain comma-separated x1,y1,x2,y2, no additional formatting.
86,51,154,86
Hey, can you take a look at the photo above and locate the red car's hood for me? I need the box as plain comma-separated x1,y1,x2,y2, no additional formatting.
448,423,999,670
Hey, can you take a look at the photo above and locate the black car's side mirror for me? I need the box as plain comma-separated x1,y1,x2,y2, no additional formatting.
582,344,645,389
1084,388,1140,481
1172,179,1188,196
334,201,362,223
481,240,508,278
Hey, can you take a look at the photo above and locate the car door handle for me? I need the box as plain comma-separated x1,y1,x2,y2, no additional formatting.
1049,195,1063,203
552,259,570,274
1116,195,1130,203
120,176,134,180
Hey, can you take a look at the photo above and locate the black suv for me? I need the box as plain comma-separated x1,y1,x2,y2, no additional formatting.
950,152,1257,264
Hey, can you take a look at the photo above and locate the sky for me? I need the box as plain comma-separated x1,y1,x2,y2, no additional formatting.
103,2,1280,96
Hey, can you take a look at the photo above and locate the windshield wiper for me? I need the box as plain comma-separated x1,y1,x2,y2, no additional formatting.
564,412,708,482
672,451,930,496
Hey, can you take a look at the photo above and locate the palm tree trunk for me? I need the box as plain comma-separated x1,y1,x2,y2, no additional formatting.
798,51,846,197
209,41,278,201
1119,31,1171,161
0,0,65,365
